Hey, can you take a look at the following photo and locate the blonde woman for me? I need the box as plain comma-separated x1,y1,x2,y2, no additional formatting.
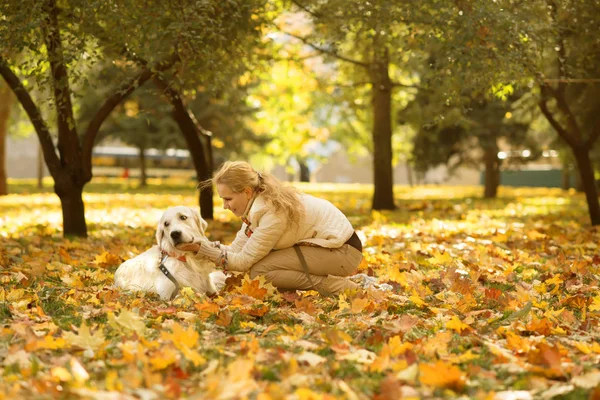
180,161,363,295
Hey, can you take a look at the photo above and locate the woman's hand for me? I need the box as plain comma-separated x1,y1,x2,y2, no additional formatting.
177,242,201,253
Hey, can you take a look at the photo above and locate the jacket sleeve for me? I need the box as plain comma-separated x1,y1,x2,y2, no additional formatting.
223,225,250,253
225,211,286,272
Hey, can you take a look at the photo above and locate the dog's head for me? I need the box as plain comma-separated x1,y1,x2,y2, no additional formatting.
156,206,208,254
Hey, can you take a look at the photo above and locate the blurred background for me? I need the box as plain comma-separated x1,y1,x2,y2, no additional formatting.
1,0,599,234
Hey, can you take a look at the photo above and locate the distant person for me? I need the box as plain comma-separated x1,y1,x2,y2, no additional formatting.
121,167,130,179
178,161,364,295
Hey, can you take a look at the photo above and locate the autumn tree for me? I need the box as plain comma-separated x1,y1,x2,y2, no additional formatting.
0,0,267,236
246,55,333,181
278,0,428,209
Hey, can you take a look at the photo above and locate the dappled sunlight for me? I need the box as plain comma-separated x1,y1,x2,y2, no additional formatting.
1,183,598,399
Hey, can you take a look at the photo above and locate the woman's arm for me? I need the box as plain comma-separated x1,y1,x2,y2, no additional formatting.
193,211,285,272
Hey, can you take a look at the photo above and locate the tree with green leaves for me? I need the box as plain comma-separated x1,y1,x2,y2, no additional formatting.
429,0,600,225
407,91,532,198
277,0,428,210
0,0,267,236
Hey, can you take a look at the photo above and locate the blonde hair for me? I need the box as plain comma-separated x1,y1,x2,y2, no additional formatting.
199,161,304,227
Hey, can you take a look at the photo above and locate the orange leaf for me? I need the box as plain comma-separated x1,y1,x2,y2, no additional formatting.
194,301,220,319
294,298,318,315
419,361,465,391
240,279,268,300
526,316,553,336
351,297,370,313
375,374,402,400
243,304,270,317
58,247,72,264
216,309,233,327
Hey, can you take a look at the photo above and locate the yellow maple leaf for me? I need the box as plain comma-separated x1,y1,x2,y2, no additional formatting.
108,310,146,335
63,323,106,351
161,322,199,349
337,294,350,311
428,249,452,265
385,265,408,286
446,316,471,334
149,347,178,370
505,331,531,354
589,296,600,312
409,293,426,307
444,349,479,364
181,346,206,367
93,251,122,268
388,335,413,357
26,335,67,352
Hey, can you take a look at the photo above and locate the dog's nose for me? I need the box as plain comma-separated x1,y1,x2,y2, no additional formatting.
170,231,182,241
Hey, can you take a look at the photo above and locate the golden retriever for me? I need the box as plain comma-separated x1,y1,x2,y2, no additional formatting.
114,206,224,300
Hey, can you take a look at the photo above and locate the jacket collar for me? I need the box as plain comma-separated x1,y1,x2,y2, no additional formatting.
241,192,260,224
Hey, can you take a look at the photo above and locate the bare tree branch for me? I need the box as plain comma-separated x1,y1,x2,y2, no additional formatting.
538,90,577,148
279,29,369,69
82,54,180,177
0,56,62,175
290,0,321,19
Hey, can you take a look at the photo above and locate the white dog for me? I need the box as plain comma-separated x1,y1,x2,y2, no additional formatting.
114,206,225,300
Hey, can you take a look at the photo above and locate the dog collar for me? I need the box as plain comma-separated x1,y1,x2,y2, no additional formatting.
159,249,187,262
158,251,182,300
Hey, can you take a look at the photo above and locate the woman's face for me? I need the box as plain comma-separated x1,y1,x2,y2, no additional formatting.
216,183,253,217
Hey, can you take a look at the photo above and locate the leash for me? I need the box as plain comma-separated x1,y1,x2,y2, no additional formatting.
293,245,331,297
158,251,181,300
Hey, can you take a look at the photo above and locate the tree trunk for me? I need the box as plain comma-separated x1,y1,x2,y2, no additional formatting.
1,18,173,237
55,179,87,237
574,164,584,192
369,50,395,210
153,77,214,219
0,82,12,195
37,143,44,189
298,159,310,182
561,162,571,190
483,145,500,198
572,145,600,226
138,145,147,187
406,162,414,187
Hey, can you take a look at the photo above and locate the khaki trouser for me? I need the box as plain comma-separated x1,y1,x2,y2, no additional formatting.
249,244,363,295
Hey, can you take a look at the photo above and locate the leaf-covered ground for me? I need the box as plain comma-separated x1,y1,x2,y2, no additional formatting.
1,179,599,399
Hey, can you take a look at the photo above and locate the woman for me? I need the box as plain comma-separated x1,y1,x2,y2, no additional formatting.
184,161,363,295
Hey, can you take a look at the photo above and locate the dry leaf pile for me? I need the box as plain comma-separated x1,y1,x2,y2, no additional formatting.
0,183,599,399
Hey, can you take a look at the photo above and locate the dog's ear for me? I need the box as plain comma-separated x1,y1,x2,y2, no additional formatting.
156,217,164,247
191,207,208,234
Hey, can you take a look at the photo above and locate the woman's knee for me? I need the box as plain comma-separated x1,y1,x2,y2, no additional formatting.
249,267,262,280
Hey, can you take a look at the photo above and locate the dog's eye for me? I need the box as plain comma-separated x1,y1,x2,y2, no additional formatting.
180,215,187,221
164,221,170,227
